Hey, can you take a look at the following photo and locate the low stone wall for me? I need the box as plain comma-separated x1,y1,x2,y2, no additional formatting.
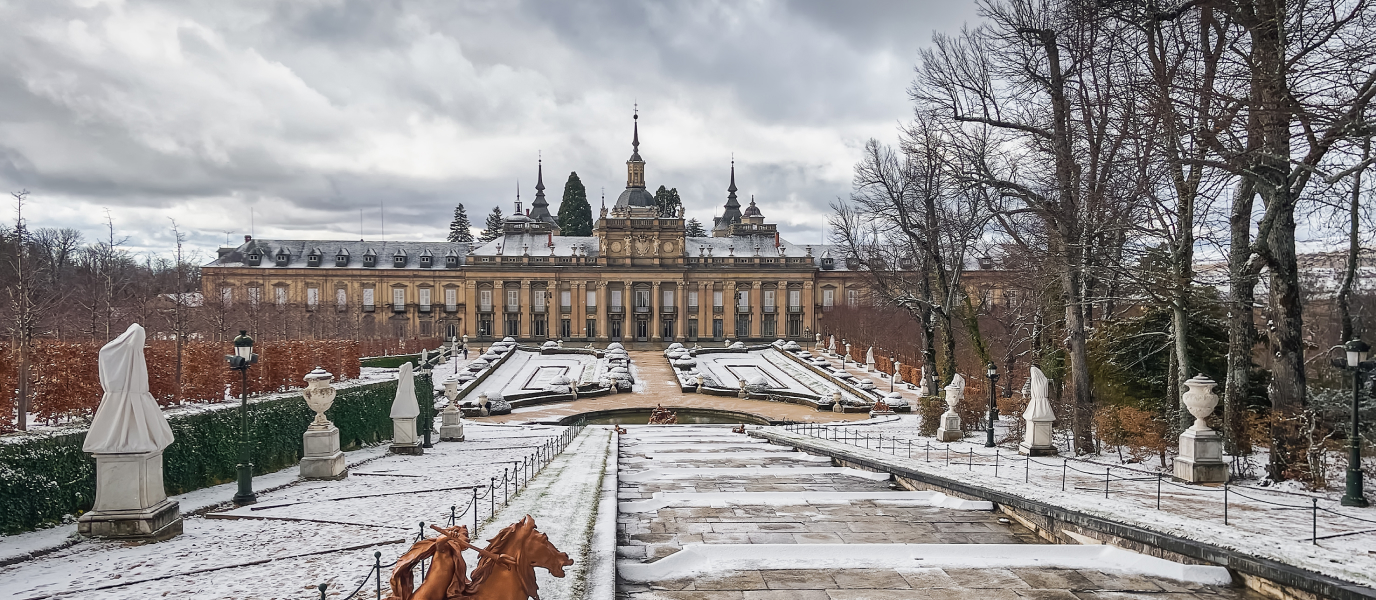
751,428,1375,600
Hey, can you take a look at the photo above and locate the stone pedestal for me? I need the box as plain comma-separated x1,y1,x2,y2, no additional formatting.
301,427,347,480
391,417,423,455
439,407,465,442
1019,420,1058,456
78,451,183,541
936,412,963,442
1174,428,1227,483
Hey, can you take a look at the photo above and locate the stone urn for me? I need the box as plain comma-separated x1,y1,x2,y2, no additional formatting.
302,368,336,431
1182,374,1219,431
937,375,965,442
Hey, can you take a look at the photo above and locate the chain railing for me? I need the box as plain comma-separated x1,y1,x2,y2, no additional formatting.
315,420,586,599
781,422,1376,546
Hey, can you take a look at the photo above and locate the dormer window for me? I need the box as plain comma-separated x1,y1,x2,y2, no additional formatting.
393,251,408,268
274,249,291,267
335,250,350,267
445,255,459,268
307,249,322,267
820,256,834,270
845,257,861,270
419,254,432,268
363,251,377,268
978,256,995,270
245,250,262,266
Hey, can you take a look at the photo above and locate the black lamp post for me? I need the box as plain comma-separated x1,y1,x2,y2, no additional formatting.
1342,339,1371,507
227,330,259,506
890,356,896,392
985,363,999,448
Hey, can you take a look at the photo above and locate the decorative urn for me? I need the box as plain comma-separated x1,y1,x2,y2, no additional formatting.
302,368,336,430
1182,374,1219,431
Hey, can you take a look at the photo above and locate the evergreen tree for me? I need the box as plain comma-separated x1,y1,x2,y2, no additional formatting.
479,206,504,243
653,185,682,218
447,204,474,242
556,172,593,236
685,218,707,237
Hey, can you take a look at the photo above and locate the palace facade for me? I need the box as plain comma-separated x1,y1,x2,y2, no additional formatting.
200,117,925,344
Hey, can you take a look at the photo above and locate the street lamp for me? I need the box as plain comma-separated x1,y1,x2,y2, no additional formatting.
985,363,999,448
1342,339,1371,507
890,355,896,392
226,330,259,506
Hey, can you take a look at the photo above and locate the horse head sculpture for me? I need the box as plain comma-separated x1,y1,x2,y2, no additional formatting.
466,515,573,599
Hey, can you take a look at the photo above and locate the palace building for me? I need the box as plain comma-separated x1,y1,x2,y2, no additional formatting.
200,114,881,344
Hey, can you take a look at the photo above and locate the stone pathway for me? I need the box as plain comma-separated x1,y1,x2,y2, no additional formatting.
615,426,1264,599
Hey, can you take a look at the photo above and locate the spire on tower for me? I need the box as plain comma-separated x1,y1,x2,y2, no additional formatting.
529,155,556,226
514,180,522,215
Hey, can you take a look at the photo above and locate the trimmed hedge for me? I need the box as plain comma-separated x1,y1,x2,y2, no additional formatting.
0,373,432,534
359,354,422,369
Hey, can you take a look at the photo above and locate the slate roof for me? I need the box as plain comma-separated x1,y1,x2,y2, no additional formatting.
206,239,472,269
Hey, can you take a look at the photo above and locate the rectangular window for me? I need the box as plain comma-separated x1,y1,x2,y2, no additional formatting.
661,319,674,339
480,289,492,311
336,288,347,308
221,287,233,307
532,318,547,337
737,290,749,310
712,318,724,339
635,290,650,308
306,287,319,309
763,289,775,311
479,316,493,337
534,291,546,310
560,290,571,308
688,290,698,308
275,287,287,307
787,315,802,337
611,290,623,309
445,288,457,311
419,288,431,310
788,289,801,308
688,319,699,339
822,289,834,307
662,289,674,307
363,288,374,308
763,316,776,338
846,289,858,306
586,290,597,308
393,288,405,308
507,289,519,311
735,316,750,338
420,321,432,337
585,319,596,338
560,319,571,339
713,291,723,308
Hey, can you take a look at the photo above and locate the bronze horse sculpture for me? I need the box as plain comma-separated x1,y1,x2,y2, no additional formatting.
386,516,573,600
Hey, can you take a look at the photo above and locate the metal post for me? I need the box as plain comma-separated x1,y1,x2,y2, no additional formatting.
1062,460,1067,491
504,468,510,505
472,488,478,532
1025,456,1030,483
1312,498,1318,544
374,551,382,600
1343,358,1369,507
450,505,457,526
318,582,328,600
234,366,257,505
994,449,999,477
968,449,973,471
489,478,495,515
1156,474,1162,510
1224,482,1229,525
1105,468,1111,498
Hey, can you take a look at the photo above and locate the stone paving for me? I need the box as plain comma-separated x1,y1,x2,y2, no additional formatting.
615,426,1264,600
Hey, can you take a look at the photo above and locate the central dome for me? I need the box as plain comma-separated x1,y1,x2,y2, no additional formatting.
615,187,656,208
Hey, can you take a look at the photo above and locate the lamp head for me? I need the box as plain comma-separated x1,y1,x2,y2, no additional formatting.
1347,338,1371,368
986,363,997,378
233,330,255,360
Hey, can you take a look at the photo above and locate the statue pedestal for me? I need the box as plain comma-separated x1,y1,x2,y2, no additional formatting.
439,407,465,442
1174,428,1226,483
78,451,182,541
936,412,963,442
301,427,347,480
391,417,423,455
1019,419,1058,456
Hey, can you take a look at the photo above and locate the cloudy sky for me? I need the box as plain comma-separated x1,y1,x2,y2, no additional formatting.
0,0,981,261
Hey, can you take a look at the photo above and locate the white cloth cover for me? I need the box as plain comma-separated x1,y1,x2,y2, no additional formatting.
1023,366,1055,421
390,362,421,418
865,347,874,363
83,324,175,454
950,373,966,393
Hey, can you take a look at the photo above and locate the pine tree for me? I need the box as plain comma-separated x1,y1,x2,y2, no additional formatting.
556,172,593,236
479,206,504,242
447,204,474,242
653,185,682,218
685,218,707,237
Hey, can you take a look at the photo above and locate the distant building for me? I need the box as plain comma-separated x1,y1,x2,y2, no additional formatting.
200,114,988,343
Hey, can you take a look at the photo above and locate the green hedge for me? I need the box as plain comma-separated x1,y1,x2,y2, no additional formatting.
360,354,422,369
0,374,432,534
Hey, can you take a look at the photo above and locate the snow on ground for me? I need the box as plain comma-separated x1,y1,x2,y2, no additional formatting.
0,420,574,600
459,350,601,402
762,426,1376,589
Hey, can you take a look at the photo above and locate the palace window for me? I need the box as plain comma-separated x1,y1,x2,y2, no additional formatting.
445,288,457,312
712,318,724,339
688,290,698,310
419,288,431,312
306,287,319,310
507,289,520,312
610,290,623,311
822,289,834,308
560,290,571,309
393,288,406,311
635,289,651,311
480,289,493,312
586,290,597,309
763,289,775,313
221,287,233,307
585,319,596,338
846,289,858,306
420,321,432,336
713,291,723,309
737,290,749,311
275,286,288,308
534,290,546,312
336,288,347,309
560,319,571,339
363,288,375,310
763,315,776,338
788,289,801,310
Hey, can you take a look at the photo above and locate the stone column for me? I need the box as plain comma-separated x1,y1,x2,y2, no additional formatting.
651,281,662,341
803,281,814,342
300,368,347,480
678,280,689,342
598,282,608,341
936,375,966,442
439,375,465,441
1174,374,1226,483
751,281,762,340
463,281,476,338
572,282,584,340
519,280,531,339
